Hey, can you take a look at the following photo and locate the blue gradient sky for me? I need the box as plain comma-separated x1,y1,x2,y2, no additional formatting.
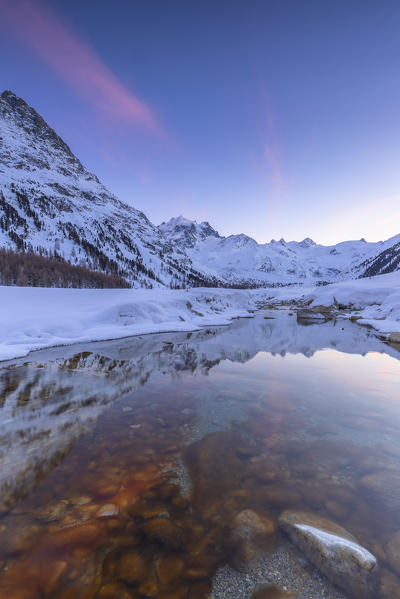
1,0,399,244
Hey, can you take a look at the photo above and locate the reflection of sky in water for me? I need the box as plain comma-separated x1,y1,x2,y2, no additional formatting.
1,313,400,598
253,349,399,400
1,313,400,508
210,347,400,420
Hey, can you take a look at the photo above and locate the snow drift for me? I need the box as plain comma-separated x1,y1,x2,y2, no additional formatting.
0,286,255,361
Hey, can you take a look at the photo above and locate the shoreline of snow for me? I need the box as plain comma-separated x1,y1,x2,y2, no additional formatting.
260,271,400,341
0,286,256,362
1,272,400,363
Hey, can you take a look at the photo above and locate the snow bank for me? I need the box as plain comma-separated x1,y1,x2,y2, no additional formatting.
0,286,255,361
263,271,400,339
1,272,399,362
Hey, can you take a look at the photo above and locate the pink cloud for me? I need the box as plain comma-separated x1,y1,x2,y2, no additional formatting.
264,143,283,186
0,0,164,138
260,89,285,189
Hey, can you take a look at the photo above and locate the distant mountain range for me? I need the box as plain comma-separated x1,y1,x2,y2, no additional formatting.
1,90,399,288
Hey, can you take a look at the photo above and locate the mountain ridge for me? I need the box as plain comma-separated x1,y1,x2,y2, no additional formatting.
0,90,399,288
0,90,216,288
157,214,399,286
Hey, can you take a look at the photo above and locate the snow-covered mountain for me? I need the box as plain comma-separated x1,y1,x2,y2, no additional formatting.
0,90,399,288
159,216,400,286
159,215,221,249
355,234,400,278
0,91,212,288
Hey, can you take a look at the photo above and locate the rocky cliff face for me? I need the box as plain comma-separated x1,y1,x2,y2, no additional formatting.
159,216,221,249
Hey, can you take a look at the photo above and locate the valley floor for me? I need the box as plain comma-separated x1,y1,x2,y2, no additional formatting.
1,271,399,361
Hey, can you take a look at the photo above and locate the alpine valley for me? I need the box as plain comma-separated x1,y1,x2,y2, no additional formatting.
1,90,399,289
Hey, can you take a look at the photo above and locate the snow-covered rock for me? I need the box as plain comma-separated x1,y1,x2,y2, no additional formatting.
279,510,378,597
260,270,400,339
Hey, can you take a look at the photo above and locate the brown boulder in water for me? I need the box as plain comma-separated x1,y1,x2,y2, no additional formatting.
156,555,185,584
386,530,400,575
142,516,183,548
230,508,275,570
251,585,293,598
96,582,137,599
116,550,148,584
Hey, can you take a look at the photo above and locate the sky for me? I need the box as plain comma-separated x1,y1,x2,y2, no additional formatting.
1,0,400,245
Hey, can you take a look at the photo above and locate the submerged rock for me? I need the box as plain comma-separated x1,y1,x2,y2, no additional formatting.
96,582,136,599
157,587,188,599
251,586,293,599
142,516,183,548
36,500,69,522
230,509,275,570
386,530,400,575
358,471,400,511
116,550,148,584
156,555,185,584
296,309,329,322
379,568,400,599
279,510,377,597
138,578,158,597
388,332,400,345
95,503,119,518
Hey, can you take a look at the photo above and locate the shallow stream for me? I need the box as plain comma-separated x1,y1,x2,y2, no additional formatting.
1,312,400,598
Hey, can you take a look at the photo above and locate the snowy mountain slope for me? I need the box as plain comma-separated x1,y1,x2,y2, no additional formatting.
354,234,400,278
159,215,220,248
158,216,396,286
1,90,399,289
0,91,212,288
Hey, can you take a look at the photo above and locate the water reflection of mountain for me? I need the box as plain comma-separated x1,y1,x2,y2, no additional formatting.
0,313,398,509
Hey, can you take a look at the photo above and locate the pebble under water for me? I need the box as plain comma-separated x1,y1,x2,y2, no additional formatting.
1,313,400,599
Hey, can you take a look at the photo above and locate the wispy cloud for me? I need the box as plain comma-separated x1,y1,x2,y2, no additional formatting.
261,91,284,189
263,143,283,186
250,88,285,193
0,0,164,138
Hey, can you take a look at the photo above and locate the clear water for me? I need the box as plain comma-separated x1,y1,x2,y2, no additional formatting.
0,312,400,599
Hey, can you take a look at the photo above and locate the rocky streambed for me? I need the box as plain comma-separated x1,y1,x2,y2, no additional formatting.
1,314,400,598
